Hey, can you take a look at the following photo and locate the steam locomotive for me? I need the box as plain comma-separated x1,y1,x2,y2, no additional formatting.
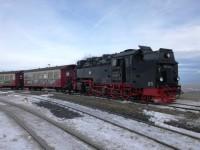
0,46,181,103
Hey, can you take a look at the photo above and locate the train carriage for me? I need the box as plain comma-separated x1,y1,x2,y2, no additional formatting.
0,71,24,89
24,65,76,91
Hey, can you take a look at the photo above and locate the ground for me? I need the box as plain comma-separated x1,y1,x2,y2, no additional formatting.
181,84,200,101
0,90,199,150
0,110,41,150
48,92,200,133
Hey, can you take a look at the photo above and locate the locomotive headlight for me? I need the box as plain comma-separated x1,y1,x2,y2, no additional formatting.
165,53,171,58
160,77,164,82
177,76,180,81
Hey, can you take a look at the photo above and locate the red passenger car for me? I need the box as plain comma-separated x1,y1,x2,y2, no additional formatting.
24,65,76,91
0,71,24,89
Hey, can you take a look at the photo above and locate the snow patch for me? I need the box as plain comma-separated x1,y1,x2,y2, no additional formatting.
176,99,200,107
0,111,41,150
143,110,178,124
1,93,200,149
41,94,54,97
0,102,6,105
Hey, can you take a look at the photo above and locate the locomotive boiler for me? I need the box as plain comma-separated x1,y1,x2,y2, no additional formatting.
77,46,180,103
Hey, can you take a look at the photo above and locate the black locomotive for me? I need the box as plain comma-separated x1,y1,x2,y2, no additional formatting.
77,46,180,103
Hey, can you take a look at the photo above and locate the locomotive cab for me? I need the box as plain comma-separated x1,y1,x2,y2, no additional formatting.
111,49,136,83
111,46,180,103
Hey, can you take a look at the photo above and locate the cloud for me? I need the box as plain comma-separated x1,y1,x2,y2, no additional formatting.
0,0,199,84
176,53,200,84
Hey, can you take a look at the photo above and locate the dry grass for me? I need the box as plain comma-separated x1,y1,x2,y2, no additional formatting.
180,92,200,101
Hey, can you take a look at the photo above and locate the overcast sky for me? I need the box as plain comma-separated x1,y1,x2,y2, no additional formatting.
0,0,200,84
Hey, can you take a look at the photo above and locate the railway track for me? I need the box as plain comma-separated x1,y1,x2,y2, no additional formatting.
17,90,200,112
23,90,200,112
123,98,200,112
81,94,200,112
166,103,200,112
0,99,102,150
170,102,200,110
125,99,200,112
4,98,176,150
29,95,200,150
0,104,53,150
0,95,188,150
173,102,200,108
2,91,200,149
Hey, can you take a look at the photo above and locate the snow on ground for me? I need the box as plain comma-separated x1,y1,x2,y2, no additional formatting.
152,104,200,113
33,95,200,137
0,101,7,105
0,91,14,96
1,92,200,149
0,94,169,150
169,103,200,111
1,93,200,149
176,99,200,106
142,109,200,139
29,95,200,149
143,110,179,124
0,110,41,150
8,105,91,150
63,115,165,150
40,94,54,97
